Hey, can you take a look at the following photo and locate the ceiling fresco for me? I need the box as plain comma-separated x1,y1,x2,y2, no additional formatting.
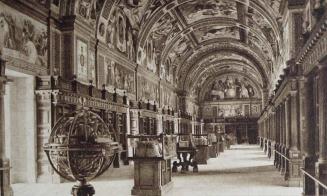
178,0,238,24
194,26,240,42
90,0,285,101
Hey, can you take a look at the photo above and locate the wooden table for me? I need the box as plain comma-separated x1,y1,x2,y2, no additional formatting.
172,146,198,173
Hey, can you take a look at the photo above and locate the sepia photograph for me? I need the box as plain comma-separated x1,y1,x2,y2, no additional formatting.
0,0,327,195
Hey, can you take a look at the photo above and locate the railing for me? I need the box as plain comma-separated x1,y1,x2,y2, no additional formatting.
274,150,290,161
301,168,327,190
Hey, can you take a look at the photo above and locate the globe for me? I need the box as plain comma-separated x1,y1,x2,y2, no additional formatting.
44,108,121,196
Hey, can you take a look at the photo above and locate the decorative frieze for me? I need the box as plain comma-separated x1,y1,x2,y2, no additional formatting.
297,13,327,74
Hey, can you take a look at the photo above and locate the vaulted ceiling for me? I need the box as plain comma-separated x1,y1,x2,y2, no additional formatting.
94,0,284,101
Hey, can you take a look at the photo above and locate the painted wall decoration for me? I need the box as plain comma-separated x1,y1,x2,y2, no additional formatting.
303,2,312,34
138,38,158,74
105,60,135,94
127,26,135,61
138,76,159,102
161,87,176,108
76,39,88,81
179,0,237,24
205,75,257,101
105,58,114,87
269,0,282,13
106,15,116,49
0,2,47,67
202,102,261,118
88,50,96,82
116,10,126,53
217,104,243,117
78,0,92,18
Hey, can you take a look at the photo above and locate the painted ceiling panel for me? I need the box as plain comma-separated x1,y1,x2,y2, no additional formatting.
178,0,238,24
93,0,285,99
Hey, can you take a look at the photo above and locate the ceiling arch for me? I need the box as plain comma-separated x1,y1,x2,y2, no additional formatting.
87,0,285,102
186,60,263,91
177,41,270,89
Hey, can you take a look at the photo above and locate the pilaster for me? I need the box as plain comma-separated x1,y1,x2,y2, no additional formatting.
0,57,13,196
35,89,61,183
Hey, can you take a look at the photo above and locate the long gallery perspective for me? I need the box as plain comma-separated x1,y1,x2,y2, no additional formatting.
0,0,327,196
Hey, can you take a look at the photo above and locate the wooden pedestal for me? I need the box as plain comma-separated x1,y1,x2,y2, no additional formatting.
195,145,210,164
209,142,218,158
132,158,173,196
219,141,224,153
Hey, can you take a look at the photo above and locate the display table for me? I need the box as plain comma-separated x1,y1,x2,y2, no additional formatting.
193,135,210,164
128,134,176,196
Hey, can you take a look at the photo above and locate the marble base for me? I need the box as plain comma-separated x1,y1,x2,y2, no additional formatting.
287,150,302,187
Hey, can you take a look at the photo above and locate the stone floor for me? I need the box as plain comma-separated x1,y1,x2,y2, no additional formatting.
12,145,302,196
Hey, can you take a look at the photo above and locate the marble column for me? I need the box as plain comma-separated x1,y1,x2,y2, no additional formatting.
315,65,327,194
0,58,12,196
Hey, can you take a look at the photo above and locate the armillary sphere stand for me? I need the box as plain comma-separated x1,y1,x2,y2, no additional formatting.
44,106,121,196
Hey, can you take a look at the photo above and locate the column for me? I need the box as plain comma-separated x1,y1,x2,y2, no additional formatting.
271,111,276,158
264,118,267,153
268,114,272,158
260,121,264,148
302,75,315,195
278,105,282,170
0,57,12,196
274,106,279,167
280,102,286,174
288,89,302,186
284,97,290,180
316,65,327,194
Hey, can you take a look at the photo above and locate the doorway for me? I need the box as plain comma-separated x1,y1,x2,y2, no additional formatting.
4,69,36,183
